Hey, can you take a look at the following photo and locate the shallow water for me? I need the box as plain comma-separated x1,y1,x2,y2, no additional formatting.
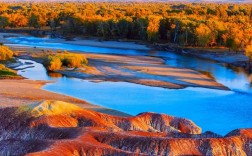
10,36,252,135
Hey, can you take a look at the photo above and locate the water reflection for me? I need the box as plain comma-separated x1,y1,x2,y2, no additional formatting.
48,72,63,78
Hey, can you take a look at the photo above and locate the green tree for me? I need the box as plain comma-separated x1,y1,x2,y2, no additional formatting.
28,14,40,28
226,38,235,52
0,16,8,28
117,19,129,38
245,43,252,72
97,21,110,39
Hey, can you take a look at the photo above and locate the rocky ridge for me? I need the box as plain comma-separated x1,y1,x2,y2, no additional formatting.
0,100,251,156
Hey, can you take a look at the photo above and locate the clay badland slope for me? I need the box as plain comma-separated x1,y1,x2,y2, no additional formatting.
0,100,251,155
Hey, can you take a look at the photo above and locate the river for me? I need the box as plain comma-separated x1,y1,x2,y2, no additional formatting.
8,36,252,135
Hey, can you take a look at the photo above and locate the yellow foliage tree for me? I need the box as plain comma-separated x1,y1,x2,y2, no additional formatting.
0,45,13,60
63,54,88,68
45,52,88,71
196,24,211,47
147,16,161,42
47,57,62,71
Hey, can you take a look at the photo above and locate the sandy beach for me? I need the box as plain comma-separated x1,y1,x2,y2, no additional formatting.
0,79,130,116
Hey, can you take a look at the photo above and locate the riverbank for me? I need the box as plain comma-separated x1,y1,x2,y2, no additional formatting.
0,32,150,51
152,43,251,72
10,45,229,90
181,47,249,69
0,32,29,44
0,79,130,116
49,37,150,51
3,32,250,73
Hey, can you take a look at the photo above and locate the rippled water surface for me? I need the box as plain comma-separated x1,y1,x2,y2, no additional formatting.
11,36,252,135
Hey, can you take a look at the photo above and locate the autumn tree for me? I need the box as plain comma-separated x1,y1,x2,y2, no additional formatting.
147,16,161,42
7,13,27,27
196,24,211,47
0,1,250,50
216,5,228,21
61,16,84,34
0,46,13,60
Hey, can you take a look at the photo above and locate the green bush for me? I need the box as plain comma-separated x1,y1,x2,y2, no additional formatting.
0,46,13,60
44,51,88,71
0,64,19,78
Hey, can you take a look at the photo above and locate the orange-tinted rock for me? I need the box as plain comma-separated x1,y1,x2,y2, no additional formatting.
0,101,251,156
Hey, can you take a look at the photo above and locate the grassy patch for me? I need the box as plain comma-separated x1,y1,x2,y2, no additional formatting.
0,64,22,79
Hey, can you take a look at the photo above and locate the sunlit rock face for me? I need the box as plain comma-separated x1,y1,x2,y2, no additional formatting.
0,100,251,156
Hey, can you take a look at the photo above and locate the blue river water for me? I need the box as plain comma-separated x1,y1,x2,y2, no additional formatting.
10,36,252,135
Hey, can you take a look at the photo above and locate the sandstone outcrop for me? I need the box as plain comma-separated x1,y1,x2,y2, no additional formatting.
0,100,251,156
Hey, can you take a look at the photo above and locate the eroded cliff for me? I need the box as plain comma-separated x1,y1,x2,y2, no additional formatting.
0,100,251,156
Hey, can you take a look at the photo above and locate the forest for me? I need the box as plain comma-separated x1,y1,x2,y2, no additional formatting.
0,2,251,53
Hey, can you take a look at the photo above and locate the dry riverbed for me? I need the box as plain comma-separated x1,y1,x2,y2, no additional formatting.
58,53,229,90
11,45,229,90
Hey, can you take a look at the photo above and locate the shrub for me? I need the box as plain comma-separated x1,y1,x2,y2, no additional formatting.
62,54,88,68
0,46,14,60
0,64,6,70
0,64,19,78
46,56,62,71
43,51,88,71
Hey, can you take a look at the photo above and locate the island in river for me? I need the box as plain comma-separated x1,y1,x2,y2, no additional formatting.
2,33,229,90
0,33,252,155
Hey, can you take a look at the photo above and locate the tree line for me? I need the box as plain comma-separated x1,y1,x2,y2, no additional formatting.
0,2,251,52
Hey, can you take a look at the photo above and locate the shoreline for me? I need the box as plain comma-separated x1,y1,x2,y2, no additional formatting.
0,31,230,91
0,32,151,51
13,48,229,91
154,44,250,73
2,32,250,73
181,48,249,70
49,38,151,51
0,79,131,117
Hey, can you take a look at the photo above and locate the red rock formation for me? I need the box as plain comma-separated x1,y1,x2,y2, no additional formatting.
0,100,251,156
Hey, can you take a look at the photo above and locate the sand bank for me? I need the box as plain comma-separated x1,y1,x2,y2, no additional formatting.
0,79,130,116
